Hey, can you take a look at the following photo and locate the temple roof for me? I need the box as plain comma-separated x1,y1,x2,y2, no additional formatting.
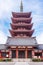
6,37,38,46
11,17,32,23
10,23,33,30
12,12,31,15
0,43,43,50
0,44,6,50
10,23,33,27
12,12,31,18
11,17,32,21
9,29,34,33
9,29,34,37
38,44,43,50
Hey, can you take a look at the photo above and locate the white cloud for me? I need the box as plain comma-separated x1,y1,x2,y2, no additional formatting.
0,0,20,19
0,31,7,44
36,33,43,44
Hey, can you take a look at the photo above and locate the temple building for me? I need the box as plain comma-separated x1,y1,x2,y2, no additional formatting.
0,1,43,59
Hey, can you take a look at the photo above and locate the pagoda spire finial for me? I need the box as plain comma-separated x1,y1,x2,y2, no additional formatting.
20,0,23,12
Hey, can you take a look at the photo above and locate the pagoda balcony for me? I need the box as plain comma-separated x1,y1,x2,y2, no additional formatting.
12,12,31,18
10,23,33,27
11,17,32,23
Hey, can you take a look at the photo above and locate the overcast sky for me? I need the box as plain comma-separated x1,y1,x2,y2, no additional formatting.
0,0,43,44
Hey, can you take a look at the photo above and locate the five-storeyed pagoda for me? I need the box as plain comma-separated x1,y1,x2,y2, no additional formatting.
0,0,43,60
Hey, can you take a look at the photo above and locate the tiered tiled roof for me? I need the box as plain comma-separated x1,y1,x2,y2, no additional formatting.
10,12,34,37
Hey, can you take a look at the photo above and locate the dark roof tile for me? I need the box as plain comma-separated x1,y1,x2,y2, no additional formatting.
6,37,38,46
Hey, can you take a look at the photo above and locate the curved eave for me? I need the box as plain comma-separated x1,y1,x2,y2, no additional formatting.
29,30,34,36
11,17,32,23
10,23,33,29
11,29,34,33
12,12,31,18
9,29,14,37
9,29,34,36
9,29,34,32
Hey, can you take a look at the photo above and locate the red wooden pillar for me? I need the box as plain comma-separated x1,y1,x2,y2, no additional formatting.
42,51,43,58
0,51,1,58
25,48,27,58
32,50,34,58
9,50,12,58
16,48,18,58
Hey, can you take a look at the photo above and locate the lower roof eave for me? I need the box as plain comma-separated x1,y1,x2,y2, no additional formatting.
6,44,38,47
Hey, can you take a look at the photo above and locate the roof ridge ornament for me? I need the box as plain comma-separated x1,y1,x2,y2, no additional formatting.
20,0,23,12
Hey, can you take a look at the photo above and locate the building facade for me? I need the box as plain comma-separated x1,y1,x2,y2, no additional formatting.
0,1,43,59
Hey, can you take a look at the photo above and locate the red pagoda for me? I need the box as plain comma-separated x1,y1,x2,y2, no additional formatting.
0,0,43,61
